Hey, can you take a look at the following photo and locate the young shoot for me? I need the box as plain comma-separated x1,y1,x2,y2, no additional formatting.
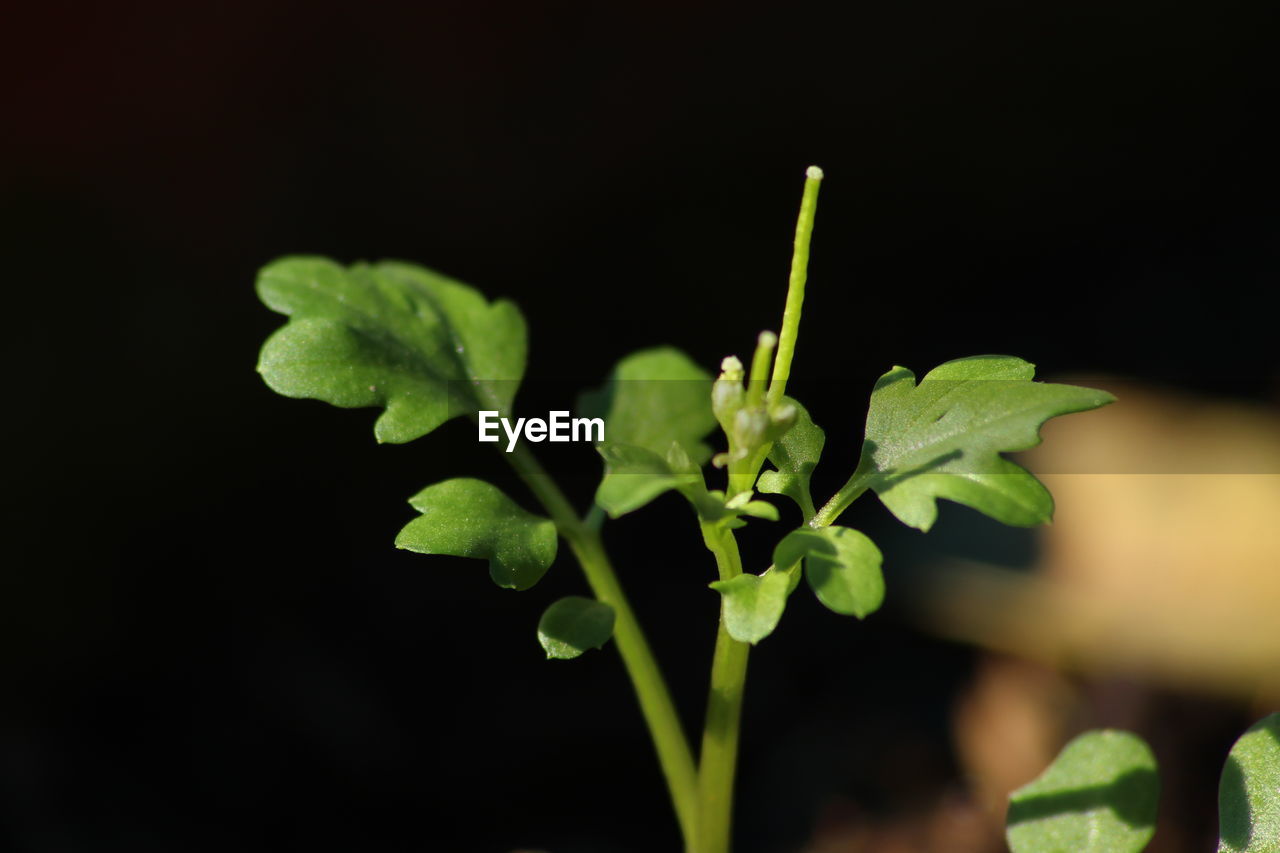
255,167,1133,853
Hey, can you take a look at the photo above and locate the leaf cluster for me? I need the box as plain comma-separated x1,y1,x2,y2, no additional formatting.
255,255,1114,654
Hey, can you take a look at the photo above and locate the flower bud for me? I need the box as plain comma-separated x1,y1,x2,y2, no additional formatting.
665,440,693,473
712,355,746,433
718,355,745,382
732,407,770,454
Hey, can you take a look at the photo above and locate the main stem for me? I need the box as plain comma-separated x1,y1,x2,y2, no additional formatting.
507,445,700,845
696,165,827,853
697,522,749,853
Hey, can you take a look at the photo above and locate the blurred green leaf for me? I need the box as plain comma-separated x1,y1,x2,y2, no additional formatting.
1007,729,1159,853
592,444,704,518
861,356,1114,531
395,478,556,590
256,256,526,444
579,347,715,517
538,596,616,659
1218,713,1280,853
773,526,883,618
580,347,714,457
757,397,825,521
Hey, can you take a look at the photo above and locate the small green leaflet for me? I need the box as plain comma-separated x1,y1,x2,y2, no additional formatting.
395,478,556,590
774,526,884,618
860,356,1114,531
720,489,780,522
256,256,527,444
1218,713,1280,853
708,563,799,645
757,397,825,522
1006,730,1159,853
578,347,716,517
538,596,616,659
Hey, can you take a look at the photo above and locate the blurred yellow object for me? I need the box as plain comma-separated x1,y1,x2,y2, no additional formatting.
920,383,1280,703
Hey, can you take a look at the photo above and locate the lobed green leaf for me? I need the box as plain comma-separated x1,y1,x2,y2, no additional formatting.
860,356,1114,531
256,256,526,444
757,396,825,521
1006,729,1159,853
538,596,616,660
395,478,556,590
1218,713,1280,853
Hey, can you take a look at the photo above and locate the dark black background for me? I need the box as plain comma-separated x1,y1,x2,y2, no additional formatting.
3,1,1278,851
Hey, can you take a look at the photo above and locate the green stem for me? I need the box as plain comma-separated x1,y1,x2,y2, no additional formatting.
696,432,863,853
507,445,700,844
755,456,876,587
683,474,870,851
696,522,750,853
768,166,823,409
811,452,875,528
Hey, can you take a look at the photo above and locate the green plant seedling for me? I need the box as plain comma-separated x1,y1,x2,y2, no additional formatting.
256,166,1117,852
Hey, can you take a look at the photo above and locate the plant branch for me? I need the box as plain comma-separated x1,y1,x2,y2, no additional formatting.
507,444,700,845
811,451,876,528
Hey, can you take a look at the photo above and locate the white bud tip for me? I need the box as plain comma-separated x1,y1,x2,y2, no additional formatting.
720,355,744,373
806,165,824,180
758,330,778,349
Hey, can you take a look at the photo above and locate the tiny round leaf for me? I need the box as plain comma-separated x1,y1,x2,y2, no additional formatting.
538,597,616,660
